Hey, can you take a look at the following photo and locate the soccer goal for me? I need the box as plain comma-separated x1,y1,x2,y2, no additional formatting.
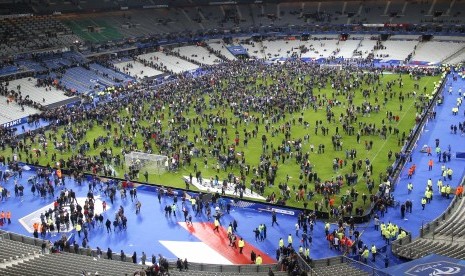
320,64,343,70
124,152,169,176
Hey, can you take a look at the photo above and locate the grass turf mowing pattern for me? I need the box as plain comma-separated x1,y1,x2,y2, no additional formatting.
2,71,441,211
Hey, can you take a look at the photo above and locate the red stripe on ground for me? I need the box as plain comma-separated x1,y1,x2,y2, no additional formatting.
179,222,275,265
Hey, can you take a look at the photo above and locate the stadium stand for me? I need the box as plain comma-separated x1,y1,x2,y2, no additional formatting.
444,51,465,65
0,233,41,262
62,17,124,43
1,253,146,276
206,40,238,61
0,230,294,276
262,39,303,60
0,15,81,57
171,45,222,66
392,188,465,260
239,39,266,60
0,1,465,275
137,51,199,74
88,63,134,84
301,36,340,59
334,39,362,59
0,97,37,125
351,36,377,59
5,78,72,107
312,261,370,276
56,65,126,94
373,38,418,62
410,41,464,64
113,60,165,79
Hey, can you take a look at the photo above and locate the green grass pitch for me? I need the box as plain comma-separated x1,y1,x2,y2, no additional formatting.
2,69,442,212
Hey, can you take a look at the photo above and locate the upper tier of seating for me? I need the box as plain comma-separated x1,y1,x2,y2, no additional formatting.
26,0,463,27
49,1,465,39
0,15,81,57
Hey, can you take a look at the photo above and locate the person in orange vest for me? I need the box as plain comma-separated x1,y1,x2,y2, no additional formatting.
32,222,39,238
428,159,433,171
346,239,353,255
0,211,5,224
329,197,335,208
408,167,413,179
456,185,463,198
6,211,11,224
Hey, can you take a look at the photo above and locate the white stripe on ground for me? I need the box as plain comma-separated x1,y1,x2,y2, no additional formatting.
159,240,233,265
371,77,435,163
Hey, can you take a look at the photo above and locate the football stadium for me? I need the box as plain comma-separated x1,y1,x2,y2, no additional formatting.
0,0,464,275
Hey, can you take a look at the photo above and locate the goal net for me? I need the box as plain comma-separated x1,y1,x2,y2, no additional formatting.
124,152,168,176
320,64,343,70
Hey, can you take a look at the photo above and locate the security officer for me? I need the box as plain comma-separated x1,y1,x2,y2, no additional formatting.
371,244,377,261
407,182,413,194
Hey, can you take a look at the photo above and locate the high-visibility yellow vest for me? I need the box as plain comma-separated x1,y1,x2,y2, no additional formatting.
362,249,369,258
446,186,451,194
239,240,244,248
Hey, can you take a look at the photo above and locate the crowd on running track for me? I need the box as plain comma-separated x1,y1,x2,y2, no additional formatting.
0,57,460,275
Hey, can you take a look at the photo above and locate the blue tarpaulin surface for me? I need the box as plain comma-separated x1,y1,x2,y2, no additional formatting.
227,45,248,56
382,254,465,276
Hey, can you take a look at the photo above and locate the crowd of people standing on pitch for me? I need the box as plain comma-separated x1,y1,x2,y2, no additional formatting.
0,60,441,220
0,59,448,275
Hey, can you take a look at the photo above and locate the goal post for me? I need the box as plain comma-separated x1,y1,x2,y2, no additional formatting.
124,152,169,177
319,63,343,70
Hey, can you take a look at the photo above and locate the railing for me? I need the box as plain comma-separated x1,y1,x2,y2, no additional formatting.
310,255,390,276
389,72,447,192
0,230,45,248
419,195,461,238
184,263,277,273
391,234,412,257
1,229,279,273
422,236,465,244
2,229,393,275
420,172,465,238
391,246,426,260
342,256,390,276
295,251,317,275
391,174,465,259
